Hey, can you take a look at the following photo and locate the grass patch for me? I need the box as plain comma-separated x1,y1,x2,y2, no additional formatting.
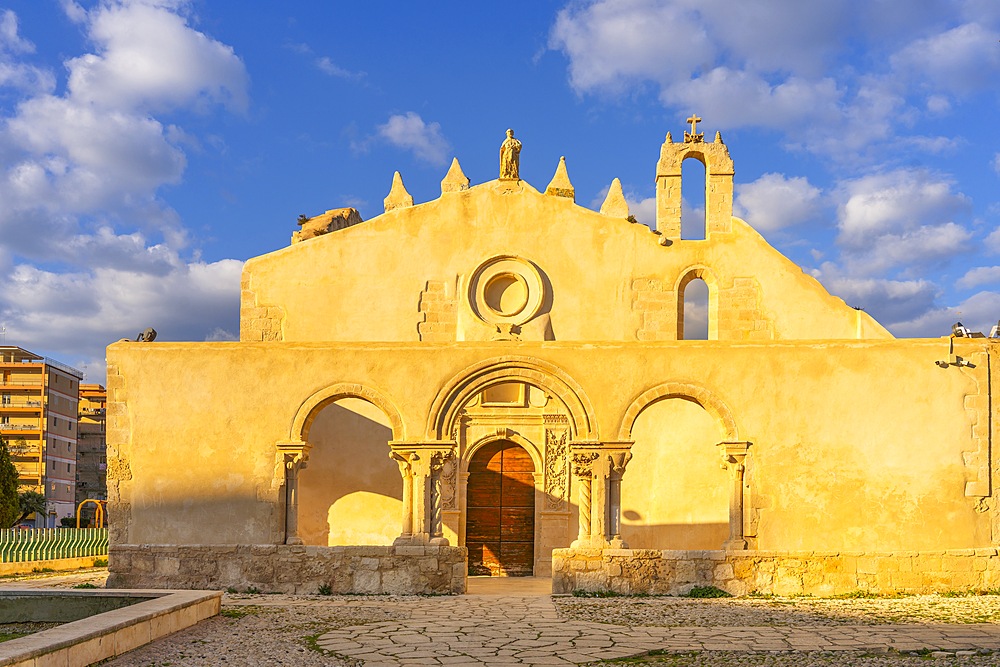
317,583,333,596
832,590,914,599
940,588,1000,597
572,589,625,598
304,632,331,655
72,582,98,589
682,586,731,598
220,606,263,619
0,632,29,643
93,557,108,567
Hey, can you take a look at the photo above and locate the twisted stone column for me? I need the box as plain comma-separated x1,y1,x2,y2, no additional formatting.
571,451,599,547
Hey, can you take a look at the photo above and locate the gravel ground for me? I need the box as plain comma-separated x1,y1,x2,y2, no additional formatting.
99,597,396,666
555,594,1000,627
589,649,1000,666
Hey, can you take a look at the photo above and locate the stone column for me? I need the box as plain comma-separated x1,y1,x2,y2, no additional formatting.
391,442,455,545
718,441,751,550
570,449,599,548
390,450,416,544
607,449,633,548
276,441,311,546
428,450,454,546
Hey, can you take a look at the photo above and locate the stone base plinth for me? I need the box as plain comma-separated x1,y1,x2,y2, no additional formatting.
108,544,468,595
552,547,1000,596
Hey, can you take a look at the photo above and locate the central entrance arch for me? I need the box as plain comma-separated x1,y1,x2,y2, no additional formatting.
466,440,535,576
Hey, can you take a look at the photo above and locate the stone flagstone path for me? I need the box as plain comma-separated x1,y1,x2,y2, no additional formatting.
302,580,1000,666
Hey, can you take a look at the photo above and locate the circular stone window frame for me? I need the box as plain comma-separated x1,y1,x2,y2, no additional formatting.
468,255,545,326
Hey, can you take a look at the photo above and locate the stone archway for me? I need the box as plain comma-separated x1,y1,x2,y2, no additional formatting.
466,440,536,576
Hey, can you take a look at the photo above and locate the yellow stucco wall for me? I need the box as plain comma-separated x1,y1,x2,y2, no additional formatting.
240,181,889,345
106,338,995,551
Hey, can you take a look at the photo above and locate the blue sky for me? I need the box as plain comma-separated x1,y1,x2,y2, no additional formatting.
0,0,998,383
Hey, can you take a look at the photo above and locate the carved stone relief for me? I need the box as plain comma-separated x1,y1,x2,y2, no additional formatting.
544,428,568,510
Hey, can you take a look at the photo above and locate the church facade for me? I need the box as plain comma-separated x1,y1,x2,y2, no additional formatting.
106,123,1000,595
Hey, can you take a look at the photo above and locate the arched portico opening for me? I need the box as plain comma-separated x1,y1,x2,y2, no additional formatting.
616,382,750,550
281,383,407,546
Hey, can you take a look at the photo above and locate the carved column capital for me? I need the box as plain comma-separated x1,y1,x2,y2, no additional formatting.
276,440,312,467
570,452,600,477
718,441,750,469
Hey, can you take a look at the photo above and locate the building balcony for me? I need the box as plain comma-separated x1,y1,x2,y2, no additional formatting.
0,423,42,434
0,399,43,409
9,444,41,457
0,380,43,388
14,463,41,477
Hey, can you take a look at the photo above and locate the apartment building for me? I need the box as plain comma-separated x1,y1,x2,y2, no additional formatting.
76,383,107,526
0,346,82,526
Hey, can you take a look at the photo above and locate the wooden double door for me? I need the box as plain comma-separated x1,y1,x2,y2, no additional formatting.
466,441,535,576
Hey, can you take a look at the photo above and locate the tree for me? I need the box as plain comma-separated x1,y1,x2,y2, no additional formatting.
15,490,46,527
0,436,19,529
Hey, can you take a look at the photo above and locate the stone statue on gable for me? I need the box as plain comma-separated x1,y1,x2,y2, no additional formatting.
499,128,521,180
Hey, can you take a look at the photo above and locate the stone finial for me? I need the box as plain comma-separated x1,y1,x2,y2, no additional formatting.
599,178,630,218
714,131,724,144
545,156,575,200
440,157,470,194
665,131,673,143
384,171,414,212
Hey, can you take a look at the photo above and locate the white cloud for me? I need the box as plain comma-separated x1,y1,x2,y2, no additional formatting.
891,23,1000,95
66,0,248,113
315,57,360,79
0,10,35,54
549,0,713,94
986,228,1000,254
663,68,844,130
626,196,656,228
0,257,242,384
833,169,972,274
958,266,1000,289
547,1,1000,163
0,4,249,384
890,290,1000,338
735,173,822,232
377,112,450,165
814,266,940,327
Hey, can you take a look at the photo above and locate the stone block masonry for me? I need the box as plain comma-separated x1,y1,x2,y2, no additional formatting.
552,548,1000,596
108,545,468,595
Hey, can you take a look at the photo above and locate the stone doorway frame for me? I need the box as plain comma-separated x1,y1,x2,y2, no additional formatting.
463,437,540,576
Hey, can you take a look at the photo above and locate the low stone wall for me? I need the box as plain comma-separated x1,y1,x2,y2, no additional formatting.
108,544,468,595
552,548,1000,596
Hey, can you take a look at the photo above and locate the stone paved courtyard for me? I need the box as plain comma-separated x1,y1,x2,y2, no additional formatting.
7,571,1000,665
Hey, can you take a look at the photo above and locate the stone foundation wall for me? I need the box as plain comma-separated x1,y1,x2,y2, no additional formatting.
108,545,468,595
552,548,1000,596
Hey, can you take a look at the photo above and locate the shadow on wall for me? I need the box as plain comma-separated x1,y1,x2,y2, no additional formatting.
298,398,401,547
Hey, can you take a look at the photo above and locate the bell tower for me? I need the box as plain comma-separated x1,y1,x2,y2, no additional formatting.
655,116,735,241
